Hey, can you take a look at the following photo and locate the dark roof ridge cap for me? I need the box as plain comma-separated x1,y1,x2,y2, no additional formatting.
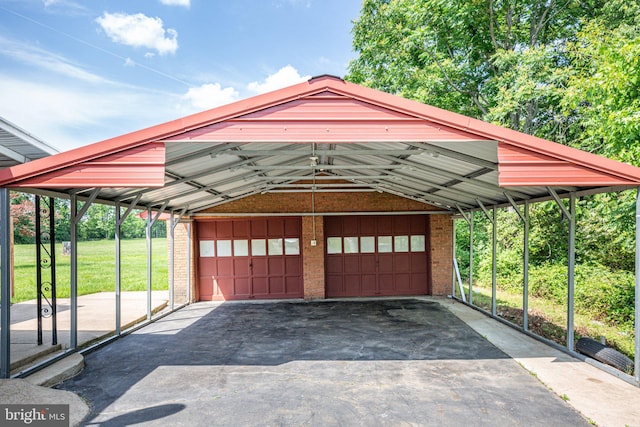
309,74,344,82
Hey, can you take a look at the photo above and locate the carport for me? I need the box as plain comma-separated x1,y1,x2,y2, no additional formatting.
0,75,638,386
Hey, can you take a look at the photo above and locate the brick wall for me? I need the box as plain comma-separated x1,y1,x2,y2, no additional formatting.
169,221,197,304
429,214,453,295
302,216,325,299
173,191,453,300
200,191,441,214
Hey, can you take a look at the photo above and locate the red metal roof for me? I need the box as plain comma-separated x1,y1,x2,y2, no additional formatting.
161,92,487,143
0,75,638,210
9,143,165,188
497,144,640,186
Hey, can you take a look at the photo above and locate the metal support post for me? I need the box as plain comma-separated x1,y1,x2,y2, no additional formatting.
567,193,576,350
1,188,11,378
634,188,640,384
452,219,457,297
70,194,78,349
469,214,473,305
478,200,497,315
492,206,497,317
146,206,152,321
146,202,168,319
69,188,98,349
523,201,530,331
115,196,140,333
455,206,473,304
547,187,577,350
115,202,121,336
505,193,529,329
49,197,57,346
169,212,175,311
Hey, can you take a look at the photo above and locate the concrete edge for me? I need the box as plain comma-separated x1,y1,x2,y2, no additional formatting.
25,353,85,388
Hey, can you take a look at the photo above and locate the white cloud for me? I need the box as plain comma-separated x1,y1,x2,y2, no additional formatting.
159,0,191,7
43,0,89,15
0,36,109,84
96,12,178,56
182,83,240,111
247,65,310,94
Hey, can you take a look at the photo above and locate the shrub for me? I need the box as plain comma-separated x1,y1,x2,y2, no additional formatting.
477,261,635,330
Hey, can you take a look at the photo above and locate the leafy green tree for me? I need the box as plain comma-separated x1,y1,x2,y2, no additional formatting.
562,21,640,163
348,0,600,139
54,198,70,242
78,204,115,240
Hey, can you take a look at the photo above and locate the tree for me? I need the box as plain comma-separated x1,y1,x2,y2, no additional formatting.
10,192,35,244
562,21,640,163
348,0,601,140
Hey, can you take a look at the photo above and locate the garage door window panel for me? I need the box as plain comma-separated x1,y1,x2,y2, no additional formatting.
217,240,232,257
360,236,375,253
394,236,409,252
234,240,249,256
327,237,342,254
284,238,300,255
411,235,425,252
251,239,267,256
378,236,393,253
268,238,283,255
344,237,359,254
200,240,215,257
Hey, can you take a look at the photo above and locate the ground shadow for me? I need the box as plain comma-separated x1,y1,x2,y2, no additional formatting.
89,404,186,426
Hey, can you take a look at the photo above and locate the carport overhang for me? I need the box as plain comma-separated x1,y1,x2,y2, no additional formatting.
0,75,639,384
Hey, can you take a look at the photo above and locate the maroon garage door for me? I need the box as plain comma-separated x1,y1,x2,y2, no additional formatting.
325,215,430,297
197,218,303,300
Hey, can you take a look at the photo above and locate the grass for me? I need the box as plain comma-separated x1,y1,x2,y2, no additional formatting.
458,284,635,360
11,238,168,303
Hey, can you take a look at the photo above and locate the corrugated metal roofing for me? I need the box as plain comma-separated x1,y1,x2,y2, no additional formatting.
0,116,58,167
0,75,639,214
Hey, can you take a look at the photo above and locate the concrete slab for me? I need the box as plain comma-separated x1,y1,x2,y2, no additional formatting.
9,290,169,373
25,353,85,388
0,379,89,427
438,298,640,427
57,299,589,426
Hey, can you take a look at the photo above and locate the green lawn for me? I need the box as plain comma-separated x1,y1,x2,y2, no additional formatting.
11,238,168,303
459,284,635,360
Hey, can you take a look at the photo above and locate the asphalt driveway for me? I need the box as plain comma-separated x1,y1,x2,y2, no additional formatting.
58,299,589,426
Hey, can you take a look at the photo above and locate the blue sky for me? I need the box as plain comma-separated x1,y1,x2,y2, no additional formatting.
0,0,362,151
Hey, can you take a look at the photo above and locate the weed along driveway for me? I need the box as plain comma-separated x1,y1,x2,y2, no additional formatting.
57,299,589,426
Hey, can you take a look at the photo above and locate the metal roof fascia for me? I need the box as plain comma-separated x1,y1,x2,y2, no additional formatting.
0,117,59,157
6,143,166,188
